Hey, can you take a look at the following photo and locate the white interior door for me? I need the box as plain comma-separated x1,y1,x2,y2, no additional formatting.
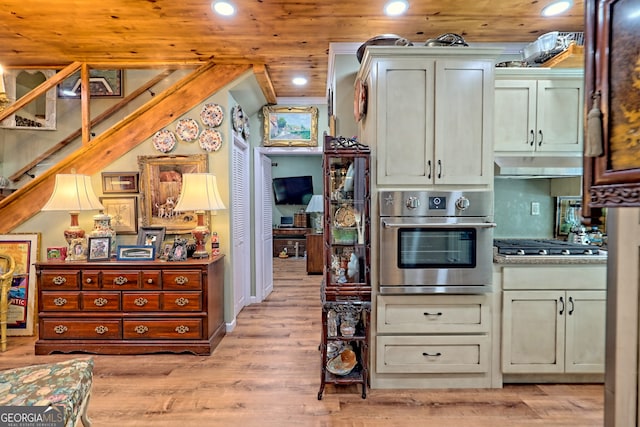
254,149,273,302
231,136,250,318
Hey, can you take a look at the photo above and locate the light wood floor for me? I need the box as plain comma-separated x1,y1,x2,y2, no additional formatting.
1,258,603,426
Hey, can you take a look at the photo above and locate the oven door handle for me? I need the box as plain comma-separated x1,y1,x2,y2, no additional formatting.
382,221,497,229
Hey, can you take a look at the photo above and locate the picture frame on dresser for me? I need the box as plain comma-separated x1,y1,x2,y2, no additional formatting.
116,245,155,261
136,226,165,258
87,237,111,262
0,233,40,336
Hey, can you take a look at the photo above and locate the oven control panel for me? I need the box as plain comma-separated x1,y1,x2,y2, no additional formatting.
380,190,493,218
428,196,446,210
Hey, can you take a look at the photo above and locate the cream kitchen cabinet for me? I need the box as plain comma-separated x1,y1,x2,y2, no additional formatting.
357,47,501,187
498,264,606,377
502,290,606,374
494,69,584,153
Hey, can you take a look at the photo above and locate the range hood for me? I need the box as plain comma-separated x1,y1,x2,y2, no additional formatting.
494,155,583,177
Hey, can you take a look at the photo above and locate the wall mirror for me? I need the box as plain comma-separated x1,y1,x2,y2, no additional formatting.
1,69,57,130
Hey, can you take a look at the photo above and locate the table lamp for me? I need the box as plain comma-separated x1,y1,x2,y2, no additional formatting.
173,173,226,258
41,174,104,261
305,194,324,234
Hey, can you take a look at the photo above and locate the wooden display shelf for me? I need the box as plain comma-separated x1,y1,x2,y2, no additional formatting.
542,43,584,68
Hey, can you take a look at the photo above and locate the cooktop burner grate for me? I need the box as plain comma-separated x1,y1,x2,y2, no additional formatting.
494,239,599,256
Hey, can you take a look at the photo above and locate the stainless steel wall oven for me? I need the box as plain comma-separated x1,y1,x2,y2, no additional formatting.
379,190,495,294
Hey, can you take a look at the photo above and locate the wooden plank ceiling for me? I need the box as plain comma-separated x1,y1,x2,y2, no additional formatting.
0,0,585,99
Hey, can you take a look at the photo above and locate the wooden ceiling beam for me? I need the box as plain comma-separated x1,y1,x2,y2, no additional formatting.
253,64,278,105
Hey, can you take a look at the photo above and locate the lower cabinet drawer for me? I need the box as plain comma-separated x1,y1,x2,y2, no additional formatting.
122,319,202,340
377,295,490,334
41,292,80,311
40,319,122,339
82,291,121,311
122,293,162,311
376,335,490,374
163,292,202,311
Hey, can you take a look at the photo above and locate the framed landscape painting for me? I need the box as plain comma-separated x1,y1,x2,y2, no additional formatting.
262,105,318,147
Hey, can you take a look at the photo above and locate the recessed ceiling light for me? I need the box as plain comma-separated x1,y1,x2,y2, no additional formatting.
212,1,235,16
385,0,409,16
541,0,573,16
292,77,308,86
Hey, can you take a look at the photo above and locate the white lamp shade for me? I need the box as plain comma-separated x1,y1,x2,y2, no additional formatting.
305,194,324,213
173,173,226,212
42,174,104,211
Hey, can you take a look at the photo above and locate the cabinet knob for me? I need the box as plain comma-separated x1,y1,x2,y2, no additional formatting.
85,277,92,284
147,278,154,284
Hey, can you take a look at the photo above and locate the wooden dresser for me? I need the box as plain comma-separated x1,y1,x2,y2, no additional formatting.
35,256,225,355
272,227,310,257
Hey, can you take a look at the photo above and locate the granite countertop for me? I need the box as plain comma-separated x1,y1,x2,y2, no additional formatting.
493,248,608,265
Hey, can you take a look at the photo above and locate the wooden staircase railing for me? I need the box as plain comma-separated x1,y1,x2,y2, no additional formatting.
0,62,252,233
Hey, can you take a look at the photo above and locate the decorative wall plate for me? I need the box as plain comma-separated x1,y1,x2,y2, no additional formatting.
242,115,250,140
175,118,199,142
353,78,367,122
151,129,177,153
200,103,224,127
232,105,244,133
199,129,223,152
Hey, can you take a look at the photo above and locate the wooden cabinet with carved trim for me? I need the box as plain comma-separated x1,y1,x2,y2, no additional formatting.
35,256,224,355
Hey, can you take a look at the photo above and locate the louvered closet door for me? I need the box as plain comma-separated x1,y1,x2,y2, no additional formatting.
257,153,274,300
232,136,250,317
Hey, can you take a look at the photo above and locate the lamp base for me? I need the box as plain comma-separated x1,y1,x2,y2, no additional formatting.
191,216,210,259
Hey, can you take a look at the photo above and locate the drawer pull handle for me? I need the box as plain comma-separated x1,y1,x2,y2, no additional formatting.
147,278,154,284
114,276,128,285
53,297,68,306
422,352,442,357
52,276,67,285
423,312,442,317
559,296,565,315
54,325,68,334
175,325,190,334
93,297,108,307
174,276,189,285
85,278,92,284
134,297,148,307
134,325,149,334
95,325,109,335
175,297,189,307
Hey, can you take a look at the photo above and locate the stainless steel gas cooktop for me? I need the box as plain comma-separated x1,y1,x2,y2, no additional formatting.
493,239,603,256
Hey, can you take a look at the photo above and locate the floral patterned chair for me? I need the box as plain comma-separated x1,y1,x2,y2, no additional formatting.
0,358,94,427
0,253,16,352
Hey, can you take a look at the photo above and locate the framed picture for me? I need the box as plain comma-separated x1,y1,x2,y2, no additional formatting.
0,233,40,336
102,172,139,193
555,197,582,238
262,105,318,147
168,238,188,262
100,196,138,235
87,236,111,262
58,69,123,98
68,237,88,262
116,245,156,261
136,226,166,258
138,154,207,233
46,246,67,261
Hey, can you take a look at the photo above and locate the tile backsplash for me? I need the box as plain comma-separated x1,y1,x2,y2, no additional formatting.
494,178,556,238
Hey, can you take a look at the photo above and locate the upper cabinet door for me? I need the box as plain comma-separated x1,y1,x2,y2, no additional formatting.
494,80,537,152
584,0,640,208
535,80,584,152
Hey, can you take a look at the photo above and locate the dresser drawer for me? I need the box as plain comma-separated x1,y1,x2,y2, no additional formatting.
40,271,80,290
102,271,142,290
40,319,121,339
81,291,121,311
377,295,490,334
376,335,490,374
122,319,202,340
122,292,161,311
41,292,80,311
81,270,101,289
163,292,202,311
163,270,202,290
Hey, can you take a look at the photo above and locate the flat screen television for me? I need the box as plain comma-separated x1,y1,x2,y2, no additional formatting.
272,175,314,205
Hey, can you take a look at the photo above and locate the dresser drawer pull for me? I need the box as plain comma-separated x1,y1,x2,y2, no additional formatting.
175,297,189,307
174,276,189,285
53,297,68,306
114,276,128,285
93,297,109,307
175,325,190,334
134,297,149,307
422,352,442,357
134,325,149,334
95,325,109,335
147,278,154,284
52,276,67,286
54,325,68,334
85,277,93,284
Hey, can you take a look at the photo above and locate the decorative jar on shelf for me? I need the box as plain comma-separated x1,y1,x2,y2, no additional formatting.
90,211,116,257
